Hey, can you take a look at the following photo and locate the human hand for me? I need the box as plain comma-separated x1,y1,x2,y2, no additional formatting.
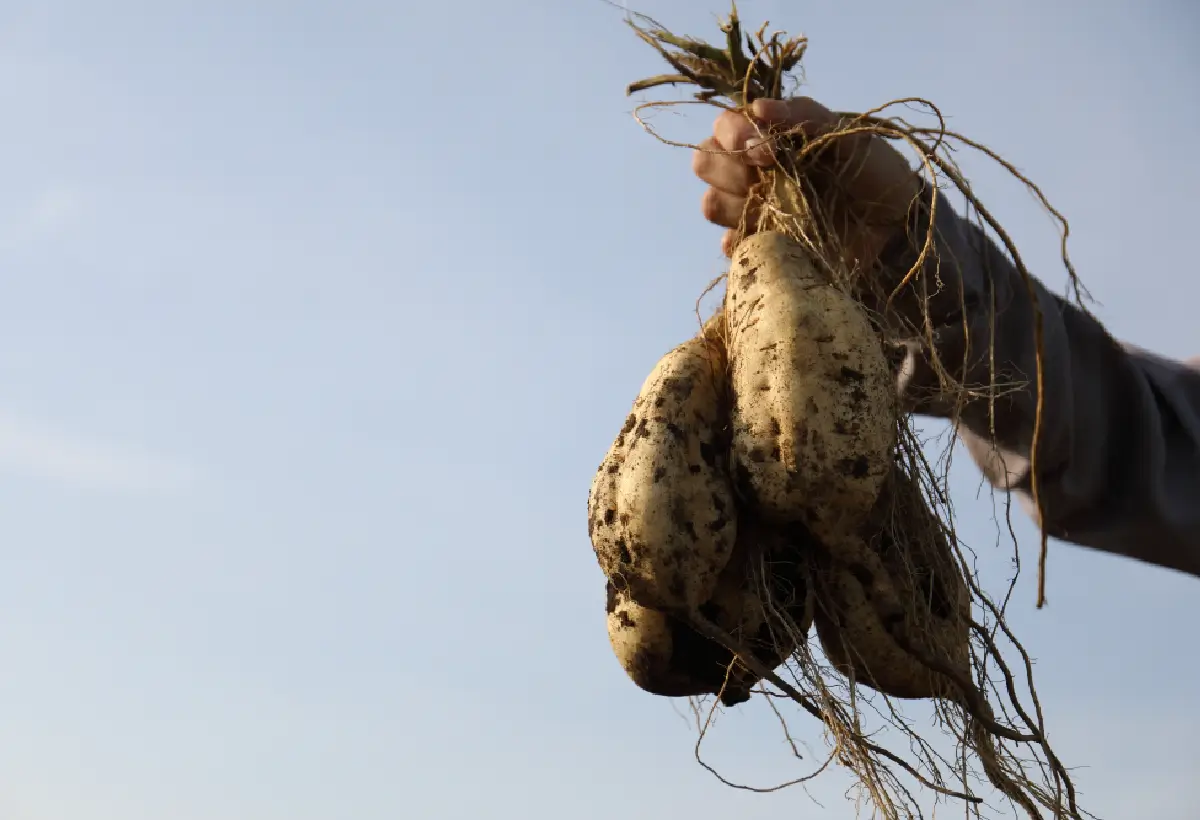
692,97,922,264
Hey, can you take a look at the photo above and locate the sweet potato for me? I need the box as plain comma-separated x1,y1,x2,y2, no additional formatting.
588,328,736,613
605,520,815,707
700,518,814,700
812,470,971,700
605,581,716,699
724,231,896,537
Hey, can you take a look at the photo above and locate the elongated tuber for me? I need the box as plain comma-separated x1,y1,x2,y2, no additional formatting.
724,231,896,540
589,328,736,613
813,468,970,700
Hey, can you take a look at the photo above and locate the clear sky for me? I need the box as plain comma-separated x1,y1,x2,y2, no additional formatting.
1,0,1198,818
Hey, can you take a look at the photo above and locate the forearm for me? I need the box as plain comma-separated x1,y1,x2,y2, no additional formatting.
877,186,1200,578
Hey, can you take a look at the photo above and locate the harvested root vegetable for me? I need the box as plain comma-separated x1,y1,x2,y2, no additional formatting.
813,558,952,700
812,465,970,700
813,465,1052,817
588,326,736,613
725,231,896,538
700,517,816,703
605,581,715,699
615,7,1092,819
605,517,815,706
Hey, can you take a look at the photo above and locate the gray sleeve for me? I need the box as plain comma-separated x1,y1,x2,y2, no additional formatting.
877,185,1200,579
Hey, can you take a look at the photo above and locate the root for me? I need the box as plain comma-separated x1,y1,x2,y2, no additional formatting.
686,612,985,808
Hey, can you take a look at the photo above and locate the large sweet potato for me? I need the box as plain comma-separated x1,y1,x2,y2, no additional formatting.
589,328,736,613
725,231,896,538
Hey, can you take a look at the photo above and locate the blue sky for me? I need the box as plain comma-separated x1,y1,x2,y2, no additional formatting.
1,0,1198,818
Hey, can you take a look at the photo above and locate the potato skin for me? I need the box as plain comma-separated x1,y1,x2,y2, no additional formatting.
588,330,736,613
724,231,896,537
